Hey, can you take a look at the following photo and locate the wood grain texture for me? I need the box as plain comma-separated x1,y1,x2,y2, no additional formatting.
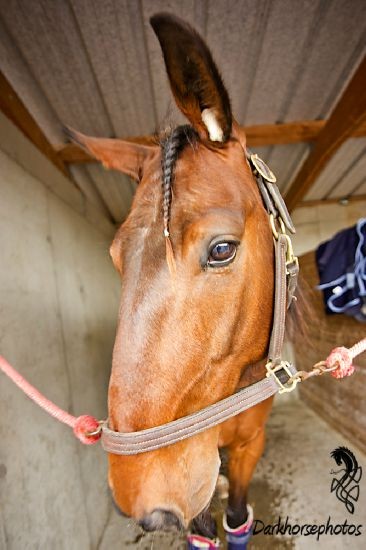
58,118,366,163
245,120,324,146
285,56,366,212
295,251,366,455
0,71,68,177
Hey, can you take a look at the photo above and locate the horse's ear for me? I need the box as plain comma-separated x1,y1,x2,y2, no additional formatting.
64,127,158,181
232,120,247,151
150,13,232,143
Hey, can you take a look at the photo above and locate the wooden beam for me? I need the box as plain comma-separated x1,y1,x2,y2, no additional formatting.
58,117,366,163
298,194,366,208
353,118,366,137
0,71,68,176
58,120,325,162
285,56,366,212
245,120,324,146
57,143,94,163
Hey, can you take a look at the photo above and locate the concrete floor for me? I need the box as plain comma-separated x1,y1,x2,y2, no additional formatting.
98,396,366,549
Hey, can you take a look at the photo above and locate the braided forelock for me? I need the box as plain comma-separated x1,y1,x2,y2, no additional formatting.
161,125,197,238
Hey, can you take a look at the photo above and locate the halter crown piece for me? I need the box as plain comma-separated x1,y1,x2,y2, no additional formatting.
101,150,301,455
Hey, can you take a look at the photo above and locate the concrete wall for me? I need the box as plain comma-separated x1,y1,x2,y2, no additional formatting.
0,118,121,549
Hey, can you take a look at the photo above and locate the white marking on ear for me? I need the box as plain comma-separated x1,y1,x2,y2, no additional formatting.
201,108,224,142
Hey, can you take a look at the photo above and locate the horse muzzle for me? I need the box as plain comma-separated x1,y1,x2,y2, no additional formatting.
138,508,184,532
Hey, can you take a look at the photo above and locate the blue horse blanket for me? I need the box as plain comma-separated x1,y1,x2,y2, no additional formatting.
316,218,366,322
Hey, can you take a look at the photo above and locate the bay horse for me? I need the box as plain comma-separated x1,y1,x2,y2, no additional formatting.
68,12,294,548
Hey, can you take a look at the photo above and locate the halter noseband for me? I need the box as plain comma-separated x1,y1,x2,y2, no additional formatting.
101,150,300,455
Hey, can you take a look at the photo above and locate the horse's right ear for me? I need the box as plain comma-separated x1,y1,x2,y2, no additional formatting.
150,13,232,143
64,127,158,182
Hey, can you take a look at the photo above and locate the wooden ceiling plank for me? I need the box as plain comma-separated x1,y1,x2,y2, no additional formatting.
0,71,68,176
284,56,366,211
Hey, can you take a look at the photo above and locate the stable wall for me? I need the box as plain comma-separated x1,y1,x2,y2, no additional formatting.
290,202,366,455
0,116,121,549
283,201,366,384
292,200,366,257
295,252,366,455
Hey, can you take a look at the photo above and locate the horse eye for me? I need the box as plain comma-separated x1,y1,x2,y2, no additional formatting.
207,241,237,267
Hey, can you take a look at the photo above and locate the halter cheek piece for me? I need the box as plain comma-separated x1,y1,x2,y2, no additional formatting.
101,151,300,455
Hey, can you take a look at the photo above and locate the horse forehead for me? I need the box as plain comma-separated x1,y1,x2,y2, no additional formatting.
180,139,248,176
122,138,252,242
176,143,253,201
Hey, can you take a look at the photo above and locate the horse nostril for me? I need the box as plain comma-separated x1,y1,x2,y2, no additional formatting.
139,509,183,532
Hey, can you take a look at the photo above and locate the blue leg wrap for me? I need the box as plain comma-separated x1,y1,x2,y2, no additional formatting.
225,527,252,549
223,504,253,550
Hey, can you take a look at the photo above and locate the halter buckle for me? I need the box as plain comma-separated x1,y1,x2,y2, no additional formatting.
265,361,300,393
270,214,299,270
250,153,277,183
270,214,285,239
283,234,299,272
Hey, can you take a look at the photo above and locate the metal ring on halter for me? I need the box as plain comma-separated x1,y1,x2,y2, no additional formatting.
250,153,277,183
265,360,300,393
86,421,104,437
269,214,286,239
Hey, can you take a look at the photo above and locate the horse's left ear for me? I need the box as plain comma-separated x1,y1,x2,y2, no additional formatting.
150,13,232,143
64,127,158,181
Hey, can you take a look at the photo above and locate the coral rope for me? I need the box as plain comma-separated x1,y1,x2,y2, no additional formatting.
0,355,101,444
0,337,365,446
326,337,366,379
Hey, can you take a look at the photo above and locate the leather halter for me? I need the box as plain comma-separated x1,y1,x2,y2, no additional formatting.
101,150,300,455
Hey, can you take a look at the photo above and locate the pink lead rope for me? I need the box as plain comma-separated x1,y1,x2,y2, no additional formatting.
327,340,366,378
1,337,366,447
0,355,101,444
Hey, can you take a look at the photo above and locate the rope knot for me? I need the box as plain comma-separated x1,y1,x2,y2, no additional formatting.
326,346,355,379
73,415,101,445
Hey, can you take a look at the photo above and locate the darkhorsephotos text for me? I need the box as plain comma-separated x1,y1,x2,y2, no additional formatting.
253,516,362,541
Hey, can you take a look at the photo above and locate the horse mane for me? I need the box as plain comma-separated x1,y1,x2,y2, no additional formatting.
285,271,313,346
160,124,198,234
160,125,198,275
331,446,358,468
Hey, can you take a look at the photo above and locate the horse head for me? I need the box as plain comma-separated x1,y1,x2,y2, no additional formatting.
68,13,274,531
331,446,357,474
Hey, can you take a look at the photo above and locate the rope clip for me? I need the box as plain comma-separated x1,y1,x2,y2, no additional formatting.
85,420,104,438
265,360,300,394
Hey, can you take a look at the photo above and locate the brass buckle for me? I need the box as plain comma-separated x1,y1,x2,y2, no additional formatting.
269,214,299,271
270,213,285,239
266,361,300,394
283,233,299,272
250,153,277,183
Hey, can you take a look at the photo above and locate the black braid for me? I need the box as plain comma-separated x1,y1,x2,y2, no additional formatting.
161,125,197,237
